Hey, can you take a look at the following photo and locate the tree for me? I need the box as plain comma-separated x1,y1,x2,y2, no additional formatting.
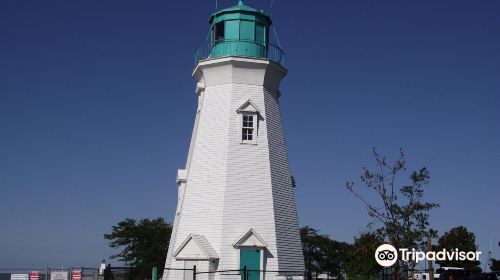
346,148,439,280
320,238,351,277
435,226,480,270
104,217,172,272
490,259,500,271
300,226,351,278
344,232,383,280
300,226,324,273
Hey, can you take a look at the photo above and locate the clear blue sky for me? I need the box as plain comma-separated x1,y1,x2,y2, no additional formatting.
1,0,499,270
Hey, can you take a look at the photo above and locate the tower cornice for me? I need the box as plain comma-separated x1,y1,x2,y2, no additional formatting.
192,57,287,92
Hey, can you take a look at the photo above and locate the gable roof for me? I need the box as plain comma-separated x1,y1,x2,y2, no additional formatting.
173,234,219,260
236,99,261,114
233,229,268,248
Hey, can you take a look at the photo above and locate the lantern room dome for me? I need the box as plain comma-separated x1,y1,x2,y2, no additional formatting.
209,0,271,25
195,0,284,66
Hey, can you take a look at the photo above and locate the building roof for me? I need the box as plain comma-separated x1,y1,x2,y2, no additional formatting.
209,0,271,25
233,229,268,248
173,234,219,260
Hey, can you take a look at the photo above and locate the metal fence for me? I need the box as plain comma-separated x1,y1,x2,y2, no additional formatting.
194,39,285,66
0,268,104,280
244,269,307,280
0,269,48,280
0,268,81,280
164,267,307,280
0,267,310,280
81,268,99,280
116,267,307,280
104,266,160,280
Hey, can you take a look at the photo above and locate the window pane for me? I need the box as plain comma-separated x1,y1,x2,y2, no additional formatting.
256,23,265,43
242,115,255,142
225,20,239,40
242,128,248,140
215,22,225,42
240,20,254,41
243,115,254,128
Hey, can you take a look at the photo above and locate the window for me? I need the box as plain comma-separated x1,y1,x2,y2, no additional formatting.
242,115,254,142
256,23,265,43
237,100,260,144
213,21,225,43
225,20,239,40
240,20,254,41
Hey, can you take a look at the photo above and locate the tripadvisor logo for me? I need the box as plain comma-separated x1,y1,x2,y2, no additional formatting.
375,244,398,267
374,244,482,267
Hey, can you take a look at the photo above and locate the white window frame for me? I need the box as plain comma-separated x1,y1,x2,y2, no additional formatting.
236,99,261,145
241,113,257,144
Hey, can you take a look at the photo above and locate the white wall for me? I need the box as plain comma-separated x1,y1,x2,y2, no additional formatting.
164,57,304,279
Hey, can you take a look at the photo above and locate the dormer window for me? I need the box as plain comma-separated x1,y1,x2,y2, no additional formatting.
242,115,255,141
237,99,261,144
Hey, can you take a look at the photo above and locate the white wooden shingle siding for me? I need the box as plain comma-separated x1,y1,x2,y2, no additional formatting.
163,57,304,279
264,88,305,271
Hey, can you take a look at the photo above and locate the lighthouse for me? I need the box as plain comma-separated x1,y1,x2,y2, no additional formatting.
163,1,305,279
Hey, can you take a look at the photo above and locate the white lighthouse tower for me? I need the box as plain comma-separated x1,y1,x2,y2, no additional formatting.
164,1,305,279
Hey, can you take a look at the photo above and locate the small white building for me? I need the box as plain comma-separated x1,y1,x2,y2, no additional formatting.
163,1,305,279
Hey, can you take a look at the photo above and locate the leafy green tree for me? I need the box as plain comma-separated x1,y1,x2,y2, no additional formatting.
344,232,383,280
301,226,328,272
300,226,351,278
346,148,439,280
435,226,480,270
490,259,500,271
320,238,351,277
104,217,172,272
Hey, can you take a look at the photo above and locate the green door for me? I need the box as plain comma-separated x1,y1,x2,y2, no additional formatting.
240,249,260,280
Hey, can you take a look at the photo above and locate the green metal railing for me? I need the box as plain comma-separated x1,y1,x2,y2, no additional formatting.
195,39,284,66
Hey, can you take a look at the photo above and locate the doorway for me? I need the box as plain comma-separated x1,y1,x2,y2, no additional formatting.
240,249,260,280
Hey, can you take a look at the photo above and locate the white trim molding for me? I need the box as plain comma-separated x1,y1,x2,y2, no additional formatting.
176,169,187,184
233,229,268,248
173,234,219,260
237,100,260,144
236,99,261,114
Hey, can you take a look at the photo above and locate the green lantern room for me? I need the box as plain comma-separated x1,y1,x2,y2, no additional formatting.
195,0,284,65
